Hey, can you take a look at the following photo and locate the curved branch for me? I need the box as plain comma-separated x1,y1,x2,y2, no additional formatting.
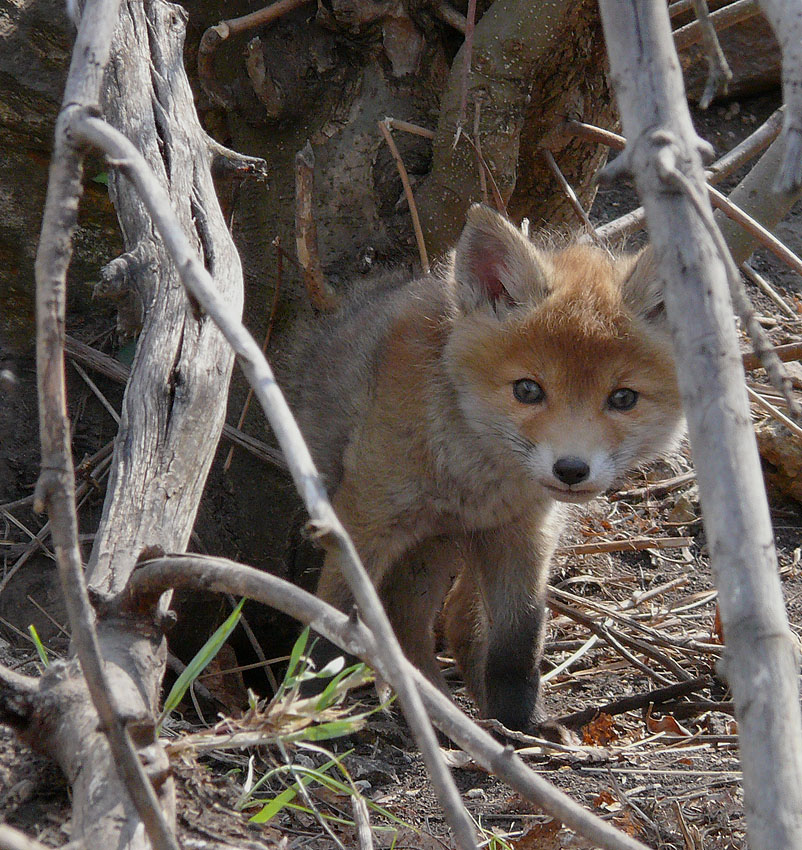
33,0,178,846
128,553,653,850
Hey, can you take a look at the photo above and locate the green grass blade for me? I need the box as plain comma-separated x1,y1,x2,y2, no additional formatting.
158,598,246,729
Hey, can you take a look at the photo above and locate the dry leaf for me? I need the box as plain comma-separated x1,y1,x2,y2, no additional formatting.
582,713,618,745
645,706,693,737
512,818,562,850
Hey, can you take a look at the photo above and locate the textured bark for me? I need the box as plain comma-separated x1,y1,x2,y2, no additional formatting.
598,3,802,850
85,0,242,592
415,0,614,254
27,0,243,846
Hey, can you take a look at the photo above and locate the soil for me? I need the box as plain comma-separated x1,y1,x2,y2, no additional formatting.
2,88,802,849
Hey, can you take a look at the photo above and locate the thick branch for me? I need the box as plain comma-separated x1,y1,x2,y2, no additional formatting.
33,0,178,846
598,4,802,850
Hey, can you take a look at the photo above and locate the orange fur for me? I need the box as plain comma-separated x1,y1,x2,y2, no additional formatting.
287,205,683,731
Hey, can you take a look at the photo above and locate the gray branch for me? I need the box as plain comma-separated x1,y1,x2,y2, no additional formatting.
598,4,802,850
127,553,654,850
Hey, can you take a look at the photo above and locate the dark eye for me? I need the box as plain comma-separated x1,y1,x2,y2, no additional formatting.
513,379,545,404
608,388,638,411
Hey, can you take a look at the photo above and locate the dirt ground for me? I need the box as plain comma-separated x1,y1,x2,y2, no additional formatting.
2,89,802,849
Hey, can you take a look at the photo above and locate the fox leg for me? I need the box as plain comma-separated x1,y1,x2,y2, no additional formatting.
444,509,563,731
377,536,461,694
307,478,416,677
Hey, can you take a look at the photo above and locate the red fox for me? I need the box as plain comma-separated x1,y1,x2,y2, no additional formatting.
287,204,683,733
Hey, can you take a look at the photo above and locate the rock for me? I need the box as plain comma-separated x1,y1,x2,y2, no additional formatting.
755,418,802,503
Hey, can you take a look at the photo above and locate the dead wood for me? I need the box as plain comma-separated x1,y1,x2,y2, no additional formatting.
127,553,655,850
72,109,479,849
559,676,709,729
28,0,243,845
598,3,802,849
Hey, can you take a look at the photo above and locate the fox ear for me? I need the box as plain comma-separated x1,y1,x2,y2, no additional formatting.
620,247,667,324
452,204,550,311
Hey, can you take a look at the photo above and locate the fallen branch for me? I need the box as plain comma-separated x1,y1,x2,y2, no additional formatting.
127,553,655,850
559,676,709,729
557,536,693,556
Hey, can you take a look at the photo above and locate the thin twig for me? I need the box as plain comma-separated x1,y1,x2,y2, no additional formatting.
557,536,692,556
378,119,429,273
77,112,477,850
690,0,732,108
63,335,287,469
473,99,488,205
672,0,759,50
384,118,435,140
611,471,696,501
741,262,799,319
295,142,339,311
71,361,120,425
666,167,802,421
747,386,802,439
542,150,600,239
224,236,283,471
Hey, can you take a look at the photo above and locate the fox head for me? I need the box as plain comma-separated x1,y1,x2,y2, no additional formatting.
442,204,683,502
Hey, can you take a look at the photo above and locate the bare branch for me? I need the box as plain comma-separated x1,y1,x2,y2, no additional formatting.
72,112,478,850
598,4,802,849
673,0,759,50
689,0,732,108
128,553,654,850
378,119,429,273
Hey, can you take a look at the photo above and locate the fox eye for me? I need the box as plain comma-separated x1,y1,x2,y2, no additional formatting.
513,379,545,404
608,387,639,411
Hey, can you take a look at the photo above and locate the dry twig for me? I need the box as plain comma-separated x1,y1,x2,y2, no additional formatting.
378,119,429,273
128,553,655,850
295,142,339,311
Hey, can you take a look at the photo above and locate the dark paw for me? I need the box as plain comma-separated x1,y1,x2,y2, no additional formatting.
525,716,580,746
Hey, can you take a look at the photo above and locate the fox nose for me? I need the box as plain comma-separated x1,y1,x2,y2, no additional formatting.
552,456,590,486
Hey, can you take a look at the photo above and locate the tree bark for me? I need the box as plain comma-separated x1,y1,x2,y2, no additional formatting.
598,3,802,850
415,0,614,255
28,0,243,846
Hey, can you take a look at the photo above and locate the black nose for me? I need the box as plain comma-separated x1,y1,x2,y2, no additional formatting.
552,456,590,486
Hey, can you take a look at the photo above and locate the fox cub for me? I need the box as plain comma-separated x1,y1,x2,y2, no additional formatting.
288,204,683,732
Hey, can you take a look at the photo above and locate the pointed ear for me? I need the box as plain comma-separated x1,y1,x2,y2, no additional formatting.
620,247,666,324
452,204,551,312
